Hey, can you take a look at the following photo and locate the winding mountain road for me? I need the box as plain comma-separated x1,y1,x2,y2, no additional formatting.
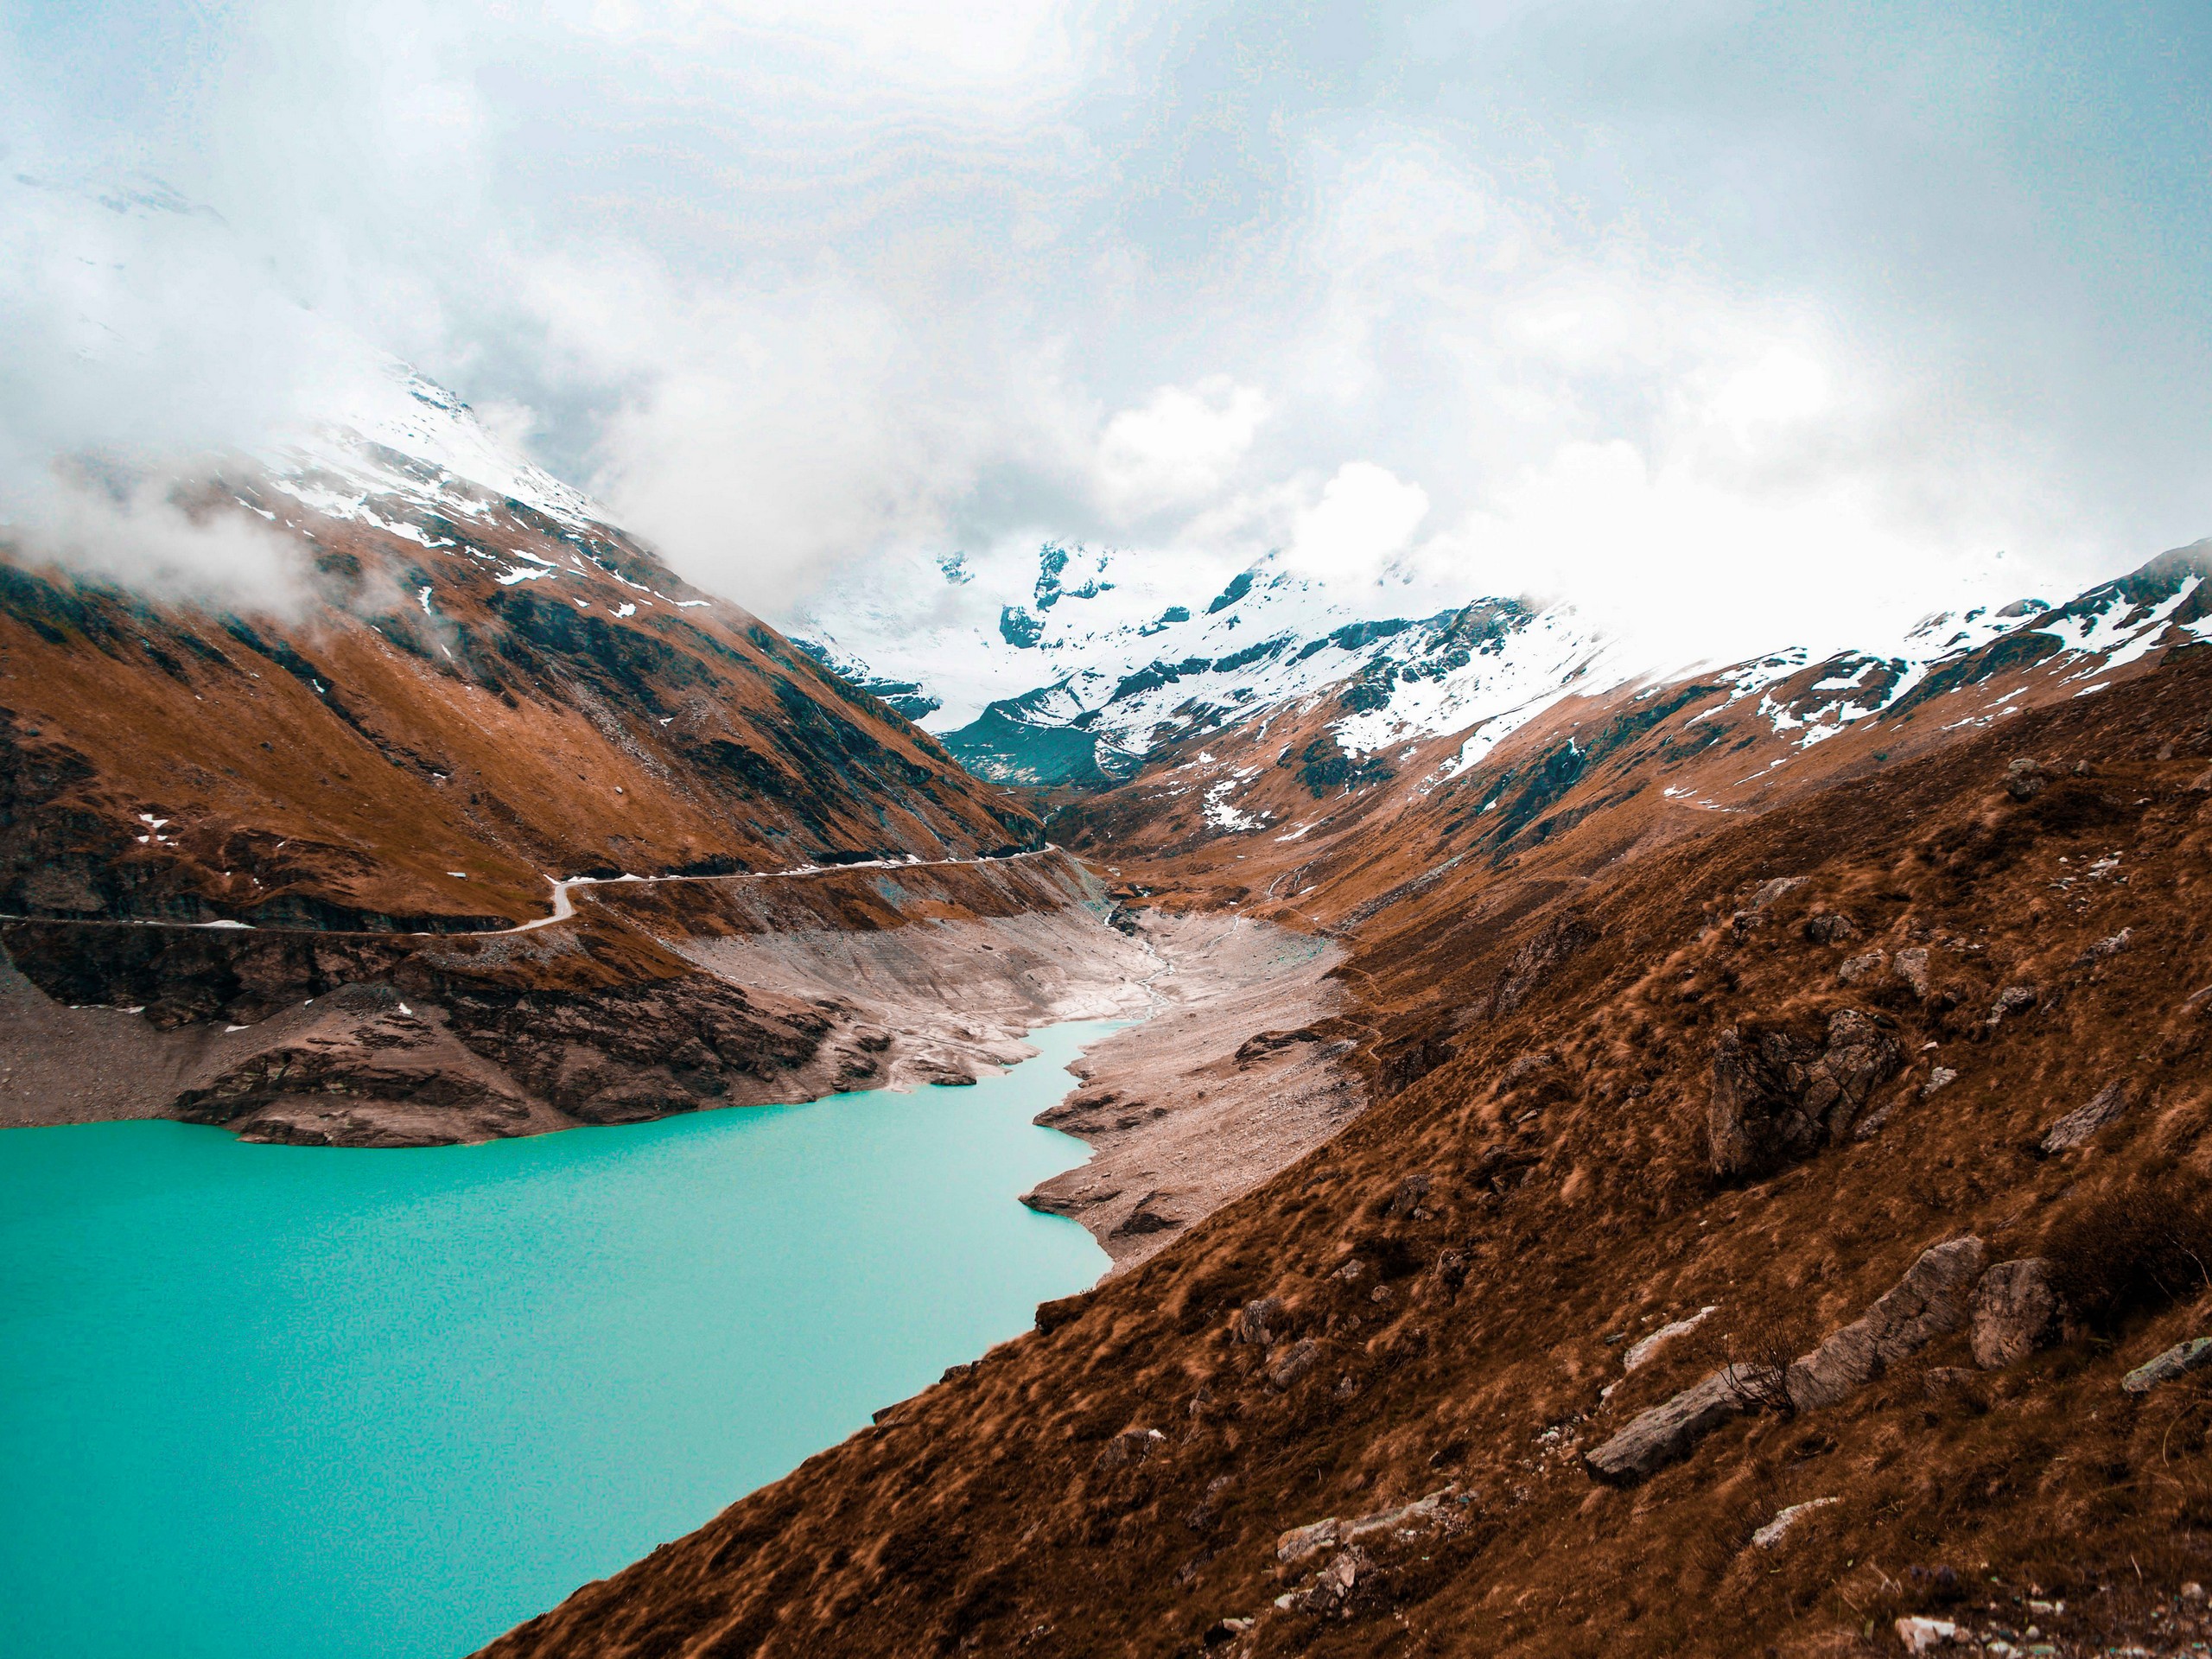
501,846,1062,935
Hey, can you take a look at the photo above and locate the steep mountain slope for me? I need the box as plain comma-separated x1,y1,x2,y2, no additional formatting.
2,374,1037,935
481,614,2212,1659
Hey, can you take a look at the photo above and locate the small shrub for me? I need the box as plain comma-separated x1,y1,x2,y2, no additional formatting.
2044,1179,2212,1332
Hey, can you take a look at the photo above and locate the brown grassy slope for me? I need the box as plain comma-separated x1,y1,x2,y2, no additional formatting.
0,490,1033,931
481,647,2212,1658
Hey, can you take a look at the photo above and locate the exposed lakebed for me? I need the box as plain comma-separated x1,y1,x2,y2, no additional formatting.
0,1020,1119,1659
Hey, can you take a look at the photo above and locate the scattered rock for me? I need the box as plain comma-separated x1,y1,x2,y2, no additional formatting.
1805,911,1859,944
1894,947,1933,996
1583,1370,1743,1485
2075,926,2133,968
1229,1298,1284,1346
1622,1306,1718,1372
1922,1066,1958,1097
1751,875,1809,909
1274,1546,1366,1615
2039,1079,2134,1153
2005,758,2048,801
1839,949,1888,985
1095,1427,1166,1469
2122,1337,2212,1395
1202,1617,1253,1646
1896,1614,1963,1652
1787,1236,1987,1410
1751,1497,1838,1549
1971,1257,2069,1370
1384,1173,1431,1217
1268,1338,1322,1390
1986,985,2040,1027
1275,1518,1339,1566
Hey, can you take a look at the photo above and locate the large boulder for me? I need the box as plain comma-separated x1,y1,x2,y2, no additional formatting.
1971,1257,2069,1370
1787,1236,1987,1409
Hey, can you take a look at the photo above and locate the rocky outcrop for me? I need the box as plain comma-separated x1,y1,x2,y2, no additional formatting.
1587,1236,1992,1484
1786,1236,1987,1409
1708,1007,1902,1178
1971,1257,2069,1370
172,1001,531,1144
2040,1079,2135,1152
1495,911,1598,1014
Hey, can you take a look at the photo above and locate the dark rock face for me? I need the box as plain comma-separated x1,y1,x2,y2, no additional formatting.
1708,1008,1902,1179
1971,1257,2069,1370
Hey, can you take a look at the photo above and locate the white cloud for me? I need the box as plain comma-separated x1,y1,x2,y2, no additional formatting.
1283,461,1430,583
8,468,308,613
1094,378,1269,518
3,0,2185,639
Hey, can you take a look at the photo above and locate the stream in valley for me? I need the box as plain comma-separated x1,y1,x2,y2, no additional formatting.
0,1020,1120,1659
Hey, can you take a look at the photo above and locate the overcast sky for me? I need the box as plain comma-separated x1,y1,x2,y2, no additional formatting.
4,0,2209,658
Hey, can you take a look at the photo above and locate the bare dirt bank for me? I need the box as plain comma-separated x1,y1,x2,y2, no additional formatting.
1021,911,1366,1269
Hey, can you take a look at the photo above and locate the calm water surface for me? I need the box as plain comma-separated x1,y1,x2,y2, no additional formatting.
0,1021,1119,1659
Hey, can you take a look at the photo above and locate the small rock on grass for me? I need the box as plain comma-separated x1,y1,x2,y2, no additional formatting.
2122,1336,2212,1395
1751,1497,1837,1549
2039,1079,2133,1153
1894,1615,1961,1652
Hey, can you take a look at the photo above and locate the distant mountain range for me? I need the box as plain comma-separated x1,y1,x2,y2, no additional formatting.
792,533,2211,812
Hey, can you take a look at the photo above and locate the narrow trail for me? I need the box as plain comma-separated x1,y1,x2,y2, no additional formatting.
0,846,1068,939
503,845,1060,936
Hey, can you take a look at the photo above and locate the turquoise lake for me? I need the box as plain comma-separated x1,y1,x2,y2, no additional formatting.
0,1020,1119,1659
